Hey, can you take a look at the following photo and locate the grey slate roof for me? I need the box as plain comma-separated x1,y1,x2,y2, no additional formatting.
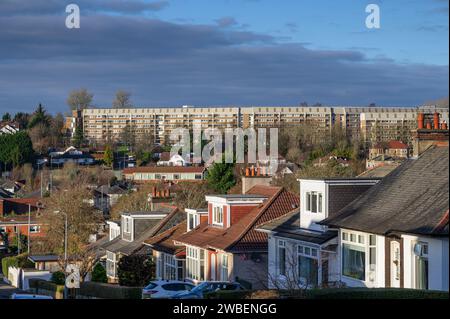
257,209,337,244
321,146,449,237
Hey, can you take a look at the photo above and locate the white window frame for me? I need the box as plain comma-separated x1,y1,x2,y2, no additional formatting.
297,244,319,287
341,230,372,282
212,206,224,226
186,246,205,281
305,191,323,213
29,225,40,233
221,254,229,281
277,240,286,276
187,212,199,231
413,241,429,290
164,254,177,280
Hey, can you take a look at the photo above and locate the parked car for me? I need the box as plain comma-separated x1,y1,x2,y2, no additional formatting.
142,280,195,299
11,294,53,299
172,281,243,299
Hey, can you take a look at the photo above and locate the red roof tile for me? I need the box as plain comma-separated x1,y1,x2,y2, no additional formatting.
176,186,299,252
144,221,187,255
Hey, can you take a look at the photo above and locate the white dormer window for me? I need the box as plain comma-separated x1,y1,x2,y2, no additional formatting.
123,217,132,234
213,206,224,226
306,192,323,213
188,212,199,231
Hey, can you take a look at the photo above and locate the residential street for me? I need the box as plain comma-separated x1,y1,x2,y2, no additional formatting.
0,276,25,299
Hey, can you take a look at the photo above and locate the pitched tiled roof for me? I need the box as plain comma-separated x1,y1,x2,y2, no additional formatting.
321,146,449,237
123,166,205,174
144,221,187,255
387,140,409,149
176,186,299,252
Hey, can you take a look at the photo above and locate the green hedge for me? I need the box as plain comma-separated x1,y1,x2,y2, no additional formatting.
1,253,34,277
205,288,449,300
29,279,65,299
78,281,142,299
302,288,449,299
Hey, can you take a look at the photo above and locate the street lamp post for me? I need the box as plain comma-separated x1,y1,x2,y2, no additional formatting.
54,210,68,299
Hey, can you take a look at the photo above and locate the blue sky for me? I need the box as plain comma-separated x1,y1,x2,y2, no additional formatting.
0,0,448,114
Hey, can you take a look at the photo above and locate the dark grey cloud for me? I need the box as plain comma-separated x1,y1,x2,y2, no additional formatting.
0,0,169,16
215,17,238,28
0,11,448,114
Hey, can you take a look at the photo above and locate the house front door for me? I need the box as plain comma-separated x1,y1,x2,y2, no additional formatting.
390,241,401,288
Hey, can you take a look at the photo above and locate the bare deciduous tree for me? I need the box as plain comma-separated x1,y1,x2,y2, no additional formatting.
67,88,94,111
112,90,132,109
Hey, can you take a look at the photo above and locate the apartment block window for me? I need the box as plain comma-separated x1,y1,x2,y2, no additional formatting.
195,174,203,180
342,231,366,281
414,242,429,290
213,206,224,225
155,174,161,180
173,174,180,180
221,255,229,281
306,192,323,213
278,240,286,276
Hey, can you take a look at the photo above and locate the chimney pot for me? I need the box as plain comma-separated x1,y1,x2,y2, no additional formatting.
442,122,448,130
245,168,250,177
426,121,432,130
257,166,261,176
156,191,160,197
251,166,255,177
433,112,440,130
417,113,424,130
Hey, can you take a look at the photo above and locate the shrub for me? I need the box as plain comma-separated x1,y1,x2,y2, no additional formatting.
117,255,154,287
51,271,66,285
1,253,33,277
91,263,107,283
79,281,142,299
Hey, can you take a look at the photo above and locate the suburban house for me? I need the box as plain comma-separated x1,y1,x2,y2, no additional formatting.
157,152,189,167
145,208,208,281
122,166,206,182
48,146,95,166
1,180,25,194
145,221,188,281
369,140,410,160
0,122,20,135
93,184,128,214
257,178,379,289
101,205,185,282
175,185,299,289
321,145,449,291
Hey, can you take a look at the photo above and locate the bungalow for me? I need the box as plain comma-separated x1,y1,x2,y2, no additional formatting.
369,140,409,160
321,145,449,291
93,184,128,214
157,152,188,167
48,146,95,166
145,208,208,281
122,166,206,182
101,206,185,282
175,185,299,289
257,178,379,289
0,122,20,135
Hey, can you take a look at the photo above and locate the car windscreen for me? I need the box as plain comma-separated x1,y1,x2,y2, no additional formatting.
144,283,158,290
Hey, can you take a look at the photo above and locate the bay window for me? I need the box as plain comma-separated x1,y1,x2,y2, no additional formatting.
297,245,319,287
342,231,367,281
164,254,176,280
278,240,286,276
221,254,229,281
186,246,205,281
414,242,429,290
